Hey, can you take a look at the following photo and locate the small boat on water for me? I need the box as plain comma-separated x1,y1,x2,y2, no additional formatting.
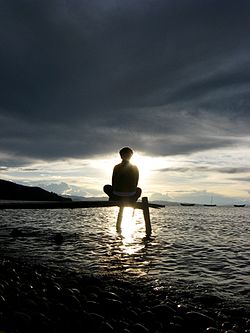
203,195,216,207
234,204,246,207
180,203,195,206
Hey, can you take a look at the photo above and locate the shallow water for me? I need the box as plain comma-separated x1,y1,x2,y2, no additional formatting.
0,205,249,308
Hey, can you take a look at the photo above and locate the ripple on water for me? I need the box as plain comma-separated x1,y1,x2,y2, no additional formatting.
0,206,250,308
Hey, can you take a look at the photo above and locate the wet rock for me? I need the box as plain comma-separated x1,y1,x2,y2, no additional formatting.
61,294,82,311
204,327,220,332
47,282,62,297
194,294,222,306
232,324,243,332
13,311,32,330
151,303,176,327
101,290,121,301
52,302,70,317
85,300,102,314
99,321,114,332
0,282,6,293
165,296,178,308
103,298,123,315
84,283,102,296
172,315,185,326
32,312,51,330
117,319,130,331
0,295,6,310
22,297,38,311
168,321,184,333
87,292,99,301
131,322,149,333
176,303,189,316
151,303,176,317
70,287,81,296
139,310,156,330
185,311,216,330
87,312,105,331
126,308,139,322
38,297,50,314
221,321,232,330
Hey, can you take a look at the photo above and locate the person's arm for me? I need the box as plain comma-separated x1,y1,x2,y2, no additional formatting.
112,165,118,188
134,165,139,187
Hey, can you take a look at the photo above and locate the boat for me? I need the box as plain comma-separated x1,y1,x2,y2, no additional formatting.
234,204,245,207
203,195,216,207
180,203,195,206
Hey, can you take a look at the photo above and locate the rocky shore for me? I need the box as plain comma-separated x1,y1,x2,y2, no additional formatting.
0,257,249,333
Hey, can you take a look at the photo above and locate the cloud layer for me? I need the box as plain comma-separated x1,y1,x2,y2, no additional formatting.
1,0,250,165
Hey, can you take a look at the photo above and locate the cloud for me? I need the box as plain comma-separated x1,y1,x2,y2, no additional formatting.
37,182,102,197
231,177,250,182
1,0,250,165
158,166,250,174
149,192,173,201
216,167,250,174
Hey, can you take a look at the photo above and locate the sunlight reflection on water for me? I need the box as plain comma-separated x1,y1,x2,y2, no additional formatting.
115,207,145,254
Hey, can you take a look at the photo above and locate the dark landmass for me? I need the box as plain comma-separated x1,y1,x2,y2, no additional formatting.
0,179,71,201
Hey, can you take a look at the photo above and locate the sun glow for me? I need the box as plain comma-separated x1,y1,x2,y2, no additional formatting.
132,153,152,183
91,153,155,184
89,152,168,196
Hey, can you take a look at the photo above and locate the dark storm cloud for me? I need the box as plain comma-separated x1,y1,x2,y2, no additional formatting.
1,0,250,164
158,166,250,174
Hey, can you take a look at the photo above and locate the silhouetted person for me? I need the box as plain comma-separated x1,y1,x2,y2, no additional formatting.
104,147,142,202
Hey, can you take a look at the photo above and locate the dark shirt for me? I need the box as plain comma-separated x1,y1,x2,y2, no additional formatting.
112,161,139,193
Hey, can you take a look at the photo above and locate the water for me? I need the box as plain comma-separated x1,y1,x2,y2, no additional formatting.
0,205,249,309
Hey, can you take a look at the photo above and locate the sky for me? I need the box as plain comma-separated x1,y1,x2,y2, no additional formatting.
0,0,250,205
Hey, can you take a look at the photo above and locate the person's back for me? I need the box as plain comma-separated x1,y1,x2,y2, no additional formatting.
112,160,138,193
103,147,142,201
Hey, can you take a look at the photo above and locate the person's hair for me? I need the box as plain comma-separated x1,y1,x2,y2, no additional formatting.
119,147,133,158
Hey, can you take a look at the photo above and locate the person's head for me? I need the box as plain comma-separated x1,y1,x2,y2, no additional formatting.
119,147,133,161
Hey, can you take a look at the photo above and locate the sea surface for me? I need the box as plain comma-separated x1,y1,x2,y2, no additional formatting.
0,205,249,309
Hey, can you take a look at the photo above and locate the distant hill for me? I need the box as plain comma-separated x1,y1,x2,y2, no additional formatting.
0,179,72,201
64,195,108,201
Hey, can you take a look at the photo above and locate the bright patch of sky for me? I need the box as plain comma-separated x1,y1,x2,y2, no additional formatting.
1,145,250,205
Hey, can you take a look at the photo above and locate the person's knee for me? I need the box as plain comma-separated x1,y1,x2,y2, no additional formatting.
104,185,113,196
136,187,142,197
